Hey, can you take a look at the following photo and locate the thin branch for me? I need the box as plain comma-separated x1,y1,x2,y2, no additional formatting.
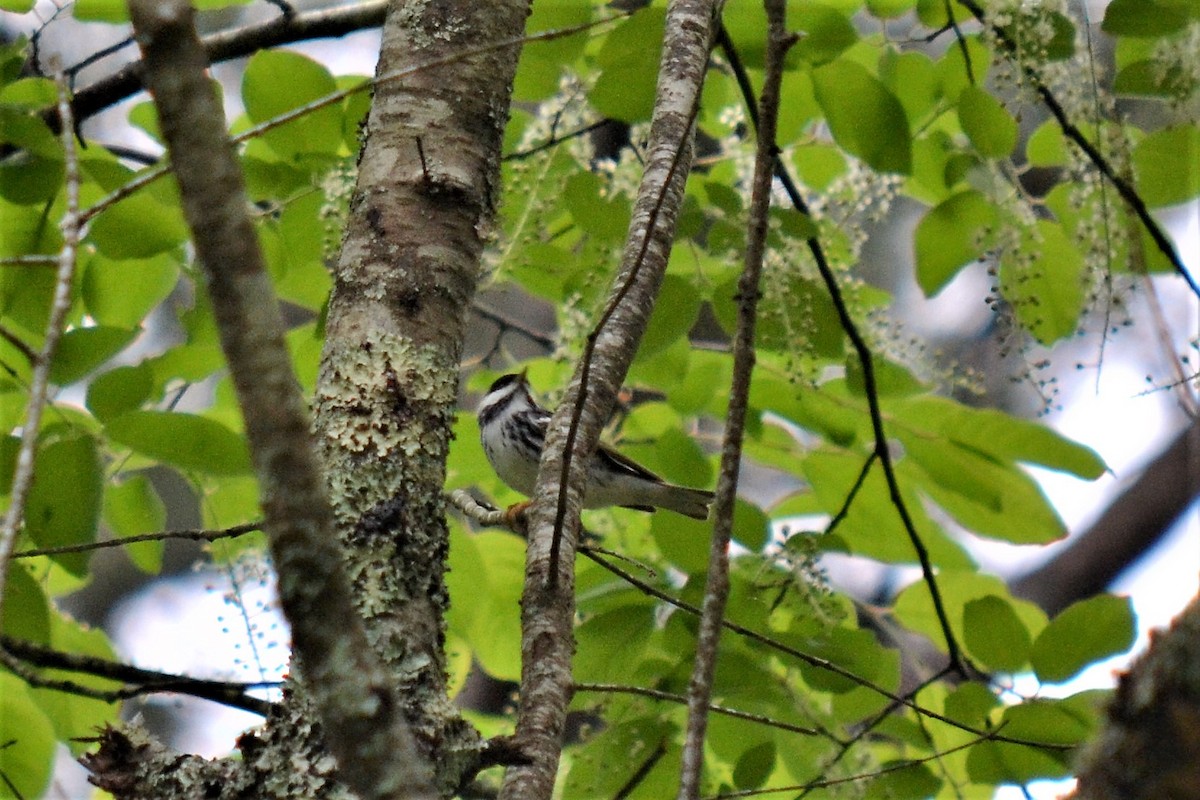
677,5,792,797
614,739,668,800
0,66,83,630
12,521,261,559
0,255,59,267
547,97,702,587
500,3,722,798
954,0,1199,299
471,301,556,349
824,452,877,535
794,665,955,799
126,2,434,795
702,725,1004,799
0,635,276,715
56,0,389,130
80,15,625,224
580,549,1069,751
502,119,609,162
715,21,968,676
941,0,975,85
0,322,38,364
576,683,827,739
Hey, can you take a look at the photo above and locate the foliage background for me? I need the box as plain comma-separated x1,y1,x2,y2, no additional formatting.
0,0,1197,797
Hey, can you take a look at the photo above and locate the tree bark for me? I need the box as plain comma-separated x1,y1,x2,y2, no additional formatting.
1072,595,1200,799
82,0,530,796
499,1,719,798
310,0,529,792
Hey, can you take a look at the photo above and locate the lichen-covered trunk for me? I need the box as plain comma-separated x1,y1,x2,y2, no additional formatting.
310,0,529,792
82,1,530,797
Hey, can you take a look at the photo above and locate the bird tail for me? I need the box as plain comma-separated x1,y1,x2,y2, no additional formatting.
657,485,715,520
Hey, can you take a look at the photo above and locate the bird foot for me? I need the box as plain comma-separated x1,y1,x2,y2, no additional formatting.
503,500,531,534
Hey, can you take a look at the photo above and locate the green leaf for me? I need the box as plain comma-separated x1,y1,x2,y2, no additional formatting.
512,2,592,100
963,595,1033,672
957,87,1018,158
812,59,912,174
243,50,343,159
803,448,973,568
445,529,524,681
1031,595,1136,684
889,395,1106,478
1115,59,1193,98
576,604,654,682
967,696,1095,782
792,3,859,66
564,170,631,238
716,275,844,357
563,716,678,799
1102,0,1193,36
2,561,50,641
106,410,252,475
25,435,103,575
0,107,64,204
1026,119,1067,166
32,610,121,750
0,673,55,800
895,571,1047,655
914,190,997,295
0,0,34,11
82,252,178,327
103,475,167,573
871,761,942,798
733,740,776,790
881,50,937,125
590,12,663,122
48,326,138,386
902,435,1068,544
790,145,847,192
87,182,190,258
867,0,915,18
846,356,924,398
87,363,155,423
652,511,711,574
1004,220,1086,345
1133,125,1200,207
934,34,991,101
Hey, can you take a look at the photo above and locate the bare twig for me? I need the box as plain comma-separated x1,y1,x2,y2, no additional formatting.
703,725,1004,799
12,521,261,559
0,66,83,629
0,255,59,267
0,635,276,715
56,0,390,130
581,549,1068,751
677,4,792,797
81,16,626,224
126,2,434,796
0,323,38,364
576,683,826,739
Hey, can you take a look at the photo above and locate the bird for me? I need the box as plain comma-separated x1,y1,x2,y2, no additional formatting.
477,371,714,520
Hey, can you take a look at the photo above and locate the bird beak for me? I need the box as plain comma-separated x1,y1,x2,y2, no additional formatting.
517,367,528,384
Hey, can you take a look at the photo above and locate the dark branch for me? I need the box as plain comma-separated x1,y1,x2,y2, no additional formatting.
715,23,969,675
1,635,276,715
954,0,1200,299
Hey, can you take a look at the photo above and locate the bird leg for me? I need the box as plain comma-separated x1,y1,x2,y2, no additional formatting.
503,500,531,534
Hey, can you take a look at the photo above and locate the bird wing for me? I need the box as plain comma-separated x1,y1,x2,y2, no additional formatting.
595,442,666,485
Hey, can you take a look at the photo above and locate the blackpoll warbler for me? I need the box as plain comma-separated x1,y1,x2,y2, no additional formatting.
477,372,714,520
